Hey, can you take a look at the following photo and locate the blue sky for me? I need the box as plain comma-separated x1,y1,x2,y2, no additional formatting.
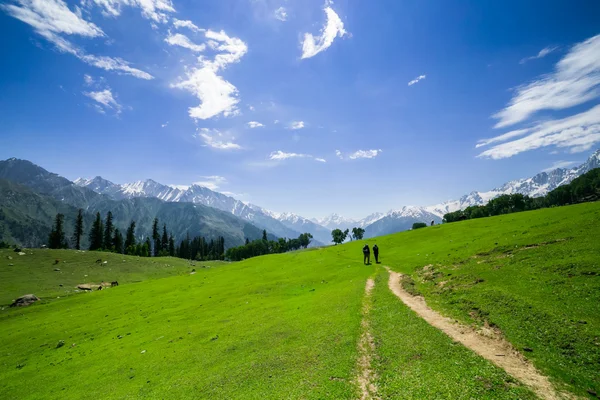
1,0,599,219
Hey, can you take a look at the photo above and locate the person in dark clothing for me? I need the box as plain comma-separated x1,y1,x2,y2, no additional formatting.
362,244,370,265
373,244,379,264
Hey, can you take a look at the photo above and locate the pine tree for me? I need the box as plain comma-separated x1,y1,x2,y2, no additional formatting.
103,211,114,251
89,212,104,250
48,213,68,249
124,221,136,254
152,217,160,257
161,224,169,253
113,228,124,254
262,229,268,241
73,209,84,250
168,234,175,257
144,237,152,257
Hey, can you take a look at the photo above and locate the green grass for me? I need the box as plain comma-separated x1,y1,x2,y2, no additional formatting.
0,249,225,305
357,201,600,398
369,268,536,399
1,201,599,398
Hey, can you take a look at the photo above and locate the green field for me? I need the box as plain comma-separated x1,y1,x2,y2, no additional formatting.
1,202,599,399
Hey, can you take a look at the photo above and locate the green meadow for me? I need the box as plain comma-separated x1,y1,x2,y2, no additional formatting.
1,202,599,399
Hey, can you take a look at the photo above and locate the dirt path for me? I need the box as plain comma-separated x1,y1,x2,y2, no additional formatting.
356,278,380,400
385,267,572,400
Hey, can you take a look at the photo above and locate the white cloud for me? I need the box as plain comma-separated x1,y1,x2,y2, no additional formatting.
288,121,305,129
273,119,280,124
165,32,206,52
348,149,382,160
542,160,579,172
194,128,242,150
247,121,264,128
173,18,202,32
519,46,558,64
335,149,343,159
478,104,600,159
84,88,122,114
301,6,347,59
408,74,426,86
268,150,327,163
1,0,153,79
2,0,104,38
161,121,168,128
83,74,94,85
274,6,287,21
171,29,248,120
89,0,175,23
269,150,310,160
193,175,226,190
493,34,600,128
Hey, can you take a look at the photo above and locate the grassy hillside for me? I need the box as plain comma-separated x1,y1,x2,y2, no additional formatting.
1,202,598,399
0,249,226,305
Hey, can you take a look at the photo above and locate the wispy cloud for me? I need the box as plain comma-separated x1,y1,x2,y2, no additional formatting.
1,0,153,79
408,74,426,86
88,0,175,23
247,121,264,128
493,34,600,128
173,18,203,32
478,104,600,159
165,32,206,52
519,46,558,64
194,128,242,150
348,149,383,159
161,121,169,128
541,160,579,172
335,149,343,159
274,6,287,21
269,150,311,160
268,150,326,163
84,88,122,114
301,6,347,59
170,28,248,120
193,175,227,190
288,121,305,129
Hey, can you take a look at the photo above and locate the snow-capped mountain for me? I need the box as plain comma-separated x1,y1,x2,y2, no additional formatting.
74,177,330,244
361,149,600,238
311,214,358,230
425,149,600,218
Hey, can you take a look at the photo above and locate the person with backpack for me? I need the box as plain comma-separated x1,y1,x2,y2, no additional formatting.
362,244,370,265
373,244,379,264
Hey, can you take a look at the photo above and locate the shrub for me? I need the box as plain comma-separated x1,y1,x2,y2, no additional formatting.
412,222,427,230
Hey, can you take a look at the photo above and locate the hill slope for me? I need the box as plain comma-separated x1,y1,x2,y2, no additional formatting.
1,202,598,398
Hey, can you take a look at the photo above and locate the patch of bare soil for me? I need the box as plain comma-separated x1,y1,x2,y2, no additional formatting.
356,278,380,400
385,267,574,400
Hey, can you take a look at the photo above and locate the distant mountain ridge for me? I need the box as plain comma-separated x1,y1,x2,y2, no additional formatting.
0,159,270,248
3,148,598,246
362,149,600,237
74,176,330,244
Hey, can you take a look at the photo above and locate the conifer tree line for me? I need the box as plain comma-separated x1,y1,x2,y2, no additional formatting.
225,230,313,261
48,211,225,261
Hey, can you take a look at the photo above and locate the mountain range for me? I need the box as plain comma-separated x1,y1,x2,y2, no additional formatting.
0,159,272,249
76,149,600,239
1,148,598,247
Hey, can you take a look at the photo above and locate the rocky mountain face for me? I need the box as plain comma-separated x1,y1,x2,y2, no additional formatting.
0,160,269,248
74,177,330,244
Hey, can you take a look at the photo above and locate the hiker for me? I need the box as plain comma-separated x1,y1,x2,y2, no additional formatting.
373,244,379,264
362,244,370,265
